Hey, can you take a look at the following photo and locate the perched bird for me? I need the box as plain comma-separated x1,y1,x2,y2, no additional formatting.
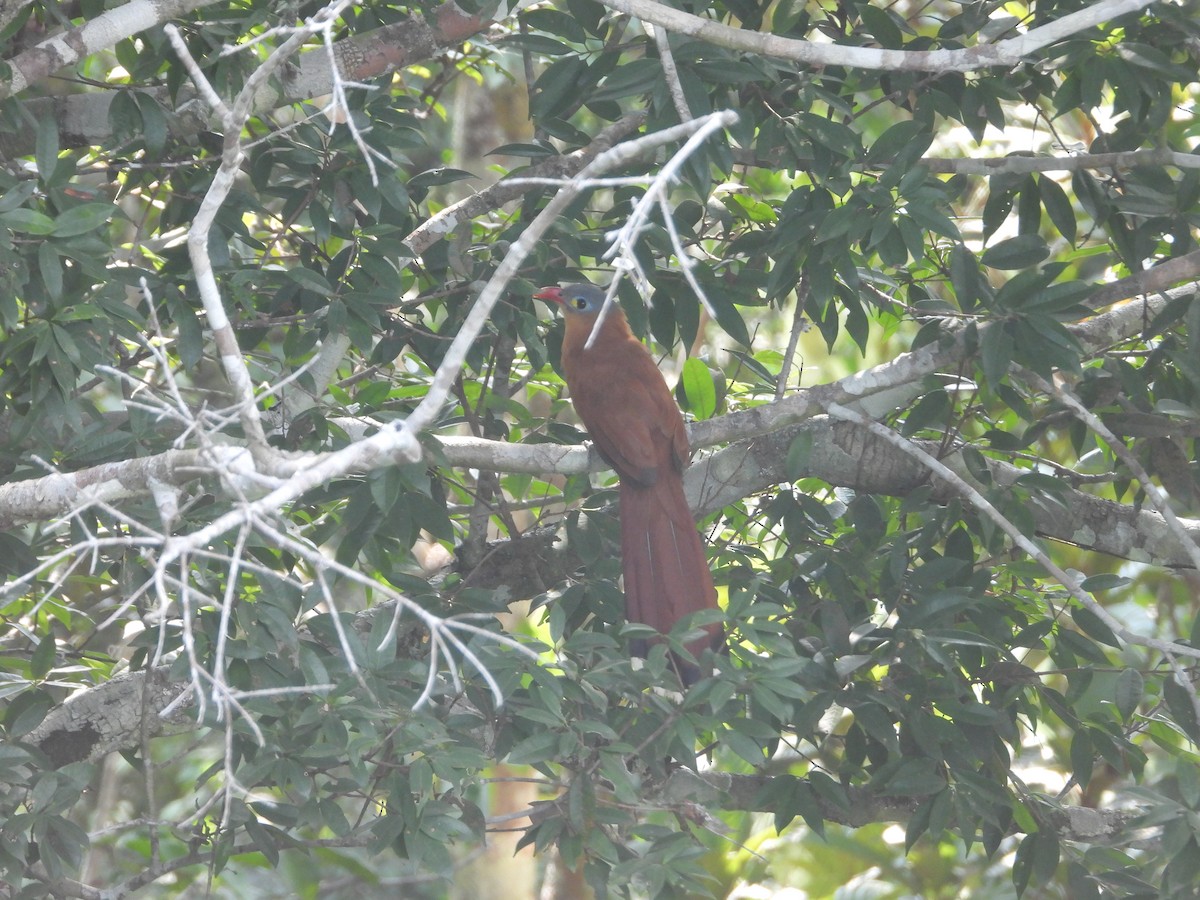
534,283,722,681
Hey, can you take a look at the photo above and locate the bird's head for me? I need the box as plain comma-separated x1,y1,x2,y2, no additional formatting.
533,283,607,318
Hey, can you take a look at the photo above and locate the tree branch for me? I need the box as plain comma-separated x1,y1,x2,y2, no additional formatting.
4,283,1197,550
2,2,493,153
26,667,192,768
1,0,222,100
662,770,1142,844
600,0,1156,73
823,401,1200,661
920,147,1200,176
402,111,648,257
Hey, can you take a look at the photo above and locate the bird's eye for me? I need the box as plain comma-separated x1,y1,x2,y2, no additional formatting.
571,297,587,310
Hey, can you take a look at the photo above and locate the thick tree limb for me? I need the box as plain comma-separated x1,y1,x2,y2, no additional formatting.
4,284,1197,557
691,418,1200,570
2,1,493,153
0,448,210,529
10,415,1195,574
452,417,1200,603
26,667,191,768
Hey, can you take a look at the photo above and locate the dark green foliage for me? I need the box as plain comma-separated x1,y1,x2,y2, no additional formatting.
1,0,1199,896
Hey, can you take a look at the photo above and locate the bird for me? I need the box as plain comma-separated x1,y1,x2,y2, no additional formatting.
533,282,722,682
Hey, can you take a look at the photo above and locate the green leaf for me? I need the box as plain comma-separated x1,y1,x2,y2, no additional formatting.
591,59,662,103
1013,830,1063,896
283,265,333,295
905,200,960,240
1071,605,1121,648
1168,837,1200,885
728,193,778,223
369,468,403,514
796,112,860,158
980,235,1050,270
1177,758,1200,810
38,241,62,301
30,634,56,679
1022,280,1092,314
707,290,750,346
506,730,561,765
1012,833,1035,896
486,142,558,158
297,644,330,687
1080,573,1130,592
531,57,587,120
901,388,950,436
135,91,169,156
887,760,946,796
0,533,37,575
6,689,53,738
35,816,89,879
2,207,56,234
243,816,281,867
1011,798,1039,834
690,59,766,84
170,295,204,371
852,703,899,754
723,726,765,766
961,446,993,485
993,268,1054,312
1037,174,1076,244
52,202,116,237
1012,315,1082,376
1164,676,1200,743
772,777,824,837
949,243,983,310
858,4,904,48
0,180,37,212
681,357,717,420
1017,176,1041,236
906,794,933,850
789,780,826,838
980,321,1014,387
496,33,575,55
521,8,587,42
1070,729,1094,787
405,489,454,541
36,115,60,184
785,431,813,479
1113,667,1143,722
107,89,142,144
408,168,476,190
982,182,1016,239
53,324,83,367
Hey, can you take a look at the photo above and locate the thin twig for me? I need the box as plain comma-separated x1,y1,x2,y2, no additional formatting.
580,112,737,350
776,274,809,402
823,401,1200,662
648,23,693,123
1022,368,1200,572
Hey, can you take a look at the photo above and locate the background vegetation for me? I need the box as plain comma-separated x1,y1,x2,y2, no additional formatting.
1,0,1199,896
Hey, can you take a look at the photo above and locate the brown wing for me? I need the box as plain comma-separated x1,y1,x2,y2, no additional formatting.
567,339,689,486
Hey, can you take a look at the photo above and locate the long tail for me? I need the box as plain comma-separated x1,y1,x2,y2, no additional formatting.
620,473,722,679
